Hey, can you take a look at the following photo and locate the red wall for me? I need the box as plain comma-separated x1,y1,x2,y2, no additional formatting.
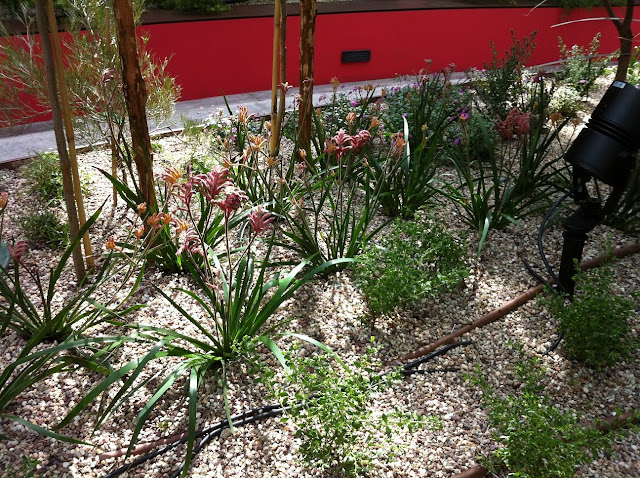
142,6,640,101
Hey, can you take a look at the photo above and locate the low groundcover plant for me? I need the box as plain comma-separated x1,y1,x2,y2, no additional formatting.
468,343,615,477
352,213,469,317
539,260,637,368
257,339,438,477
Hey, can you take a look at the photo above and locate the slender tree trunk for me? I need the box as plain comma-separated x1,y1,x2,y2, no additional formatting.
298,0,316,152
113,0,156,210
603,0,635,82
45,0,94,269
34,0,86,282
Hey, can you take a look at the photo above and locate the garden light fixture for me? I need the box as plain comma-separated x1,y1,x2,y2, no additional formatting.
539,81,640,296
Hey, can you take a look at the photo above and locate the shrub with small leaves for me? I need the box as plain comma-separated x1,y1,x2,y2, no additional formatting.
549,84,582,118
18,209,69,249
539,262,636,368
20,152,91,205
352,215,469,316
468,343,615,477
557,33,611,97
20,152,64,205
258,340,437,477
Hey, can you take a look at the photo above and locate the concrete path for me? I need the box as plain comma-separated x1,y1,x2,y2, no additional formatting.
0,76,424,165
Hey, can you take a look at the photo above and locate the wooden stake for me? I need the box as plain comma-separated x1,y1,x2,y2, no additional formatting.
45,0,95,269
276,0,287,152
34,0,86,282
269,0,281,160
105,6,118,208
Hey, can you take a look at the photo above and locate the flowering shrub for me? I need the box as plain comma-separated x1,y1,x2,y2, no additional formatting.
274,121,403,269
557,33,610,97
549,85,582,118
443,80,574,253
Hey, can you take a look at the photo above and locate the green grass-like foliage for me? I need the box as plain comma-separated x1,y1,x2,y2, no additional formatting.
352,215,468,316
18,209,69,249
258,339,436,477
469,343,614,477
0,208,143,342
540,262,636,368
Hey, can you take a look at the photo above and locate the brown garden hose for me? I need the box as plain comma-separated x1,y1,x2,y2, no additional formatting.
398,242,640,362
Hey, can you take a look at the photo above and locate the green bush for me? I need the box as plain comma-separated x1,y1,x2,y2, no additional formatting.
18,209,69,249
352,215,469,316
469,343,614,477
258,340,436,477
557,33,611,97
20,152,90,205
20,152,64,205
472,30,537,120
540,262,636,368
549,84,582,118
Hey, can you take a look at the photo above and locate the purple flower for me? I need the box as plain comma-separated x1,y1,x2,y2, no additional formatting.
350,100,359,107
453,137,461,146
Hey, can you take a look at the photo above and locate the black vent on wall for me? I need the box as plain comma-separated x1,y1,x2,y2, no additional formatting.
341,50,371,63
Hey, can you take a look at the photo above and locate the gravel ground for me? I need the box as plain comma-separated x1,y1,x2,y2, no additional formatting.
0,77,639,478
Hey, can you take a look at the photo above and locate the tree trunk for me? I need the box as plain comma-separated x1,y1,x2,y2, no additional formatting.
603,0,635,82
34,0,86,282
113,0,156,210
45,0,95,269
298,0,316,152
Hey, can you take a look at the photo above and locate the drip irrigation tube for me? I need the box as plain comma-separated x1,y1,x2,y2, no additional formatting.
398,242,640,363
102,406,286,478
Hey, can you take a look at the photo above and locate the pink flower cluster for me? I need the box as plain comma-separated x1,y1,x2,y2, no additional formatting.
324,128,372,161
495,108,531,141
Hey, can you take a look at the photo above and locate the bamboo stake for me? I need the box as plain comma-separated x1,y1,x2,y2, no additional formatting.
269,0,282,160
45,0,94,269
276,0,287,149
34,0,86,282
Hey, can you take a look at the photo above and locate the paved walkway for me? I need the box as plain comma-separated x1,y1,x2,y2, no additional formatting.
0,76,427,165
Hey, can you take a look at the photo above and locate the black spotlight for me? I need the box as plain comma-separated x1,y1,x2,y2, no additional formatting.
538,81,640,297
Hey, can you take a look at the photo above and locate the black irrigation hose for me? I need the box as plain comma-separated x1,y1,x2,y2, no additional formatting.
168,407,288,478
103,404,284,478
103,342,470,478
401,340,473,372
544,332,565,355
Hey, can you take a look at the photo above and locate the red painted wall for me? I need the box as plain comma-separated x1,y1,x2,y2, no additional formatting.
142,6,640,101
